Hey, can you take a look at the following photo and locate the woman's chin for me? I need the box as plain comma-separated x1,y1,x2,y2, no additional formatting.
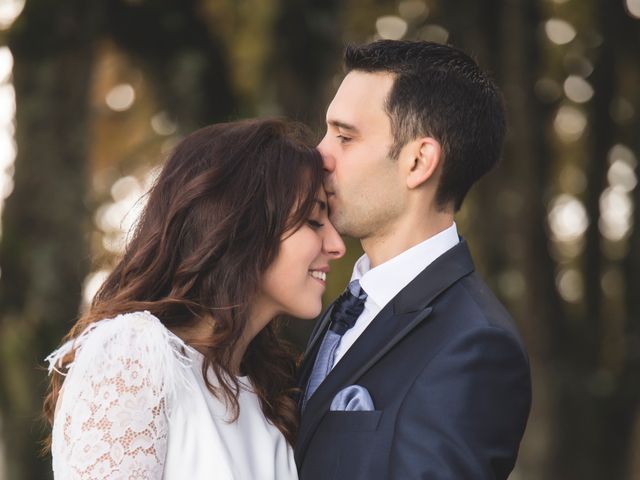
289,302,323,320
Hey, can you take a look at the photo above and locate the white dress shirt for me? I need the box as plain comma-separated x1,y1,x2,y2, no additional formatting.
332,223,459,367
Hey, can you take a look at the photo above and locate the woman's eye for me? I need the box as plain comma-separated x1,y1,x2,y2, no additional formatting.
307,219,324,229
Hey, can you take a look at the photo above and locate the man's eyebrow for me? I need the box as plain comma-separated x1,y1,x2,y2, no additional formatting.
327,119,360,134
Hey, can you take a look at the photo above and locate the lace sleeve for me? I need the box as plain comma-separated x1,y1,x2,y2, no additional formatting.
47,311,193,480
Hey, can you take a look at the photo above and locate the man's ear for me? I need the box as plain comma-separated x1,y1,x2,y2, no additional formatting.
405,138,442,189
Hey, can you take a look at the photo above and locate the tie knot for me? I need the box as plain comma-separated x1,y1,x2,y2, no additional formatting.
329,280,367,335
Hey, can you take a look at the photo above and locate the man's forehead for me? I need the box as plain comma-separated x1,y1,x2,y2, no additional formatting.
326,71,394,128
342,69,395,88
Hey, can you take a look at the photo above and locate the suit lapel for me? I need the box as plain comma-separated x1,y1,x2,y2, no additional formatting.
343,306,433,383
295,240,476,462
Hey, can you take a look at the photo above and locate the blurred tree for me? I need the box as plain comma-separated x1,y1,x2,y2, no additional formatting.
0,1,238,479
0,1,100,478
106,0,236,132
271,0,343,127
554,2,640,479
435,2,561,478
436,1,640,478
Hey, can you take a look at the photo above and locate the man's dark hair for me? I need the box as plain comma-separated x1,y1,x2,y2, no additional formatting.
344,40,506,212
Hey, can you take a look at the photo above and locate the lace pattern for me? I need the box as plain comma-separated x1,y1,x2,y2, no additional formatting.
46,311,194,479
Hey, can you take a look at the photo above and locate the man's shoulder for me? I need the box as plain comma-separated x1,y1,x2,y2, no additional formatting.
430,271,526,352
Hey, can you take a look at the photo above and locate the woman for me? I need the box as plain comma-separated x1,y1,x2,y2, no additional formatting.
43,118,345,479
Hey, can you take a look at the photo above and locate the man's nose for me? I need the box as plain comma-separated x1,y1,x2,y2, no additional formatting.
317,134,335,172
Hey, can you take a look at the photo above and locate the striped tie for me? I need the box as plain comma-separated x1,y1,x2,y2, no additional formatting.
302,279,367,410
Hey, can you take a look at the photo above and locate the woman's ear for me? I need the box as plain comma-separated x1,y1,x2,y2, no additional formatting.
405,138,442,189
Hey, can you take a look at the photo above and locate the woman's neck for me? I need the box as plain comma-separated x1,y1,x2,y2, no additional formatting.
173,305,276,375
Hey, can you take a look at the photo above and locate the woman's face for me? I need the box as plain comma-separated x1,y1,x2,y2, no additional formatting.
258,189,346,320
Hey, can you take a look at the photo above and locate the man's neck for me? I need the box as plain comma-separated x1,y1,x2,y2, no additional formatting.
361,211,454,268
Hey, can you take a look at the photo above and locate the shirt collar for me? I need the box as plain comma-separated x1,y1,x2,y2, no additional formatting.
350,223,459,309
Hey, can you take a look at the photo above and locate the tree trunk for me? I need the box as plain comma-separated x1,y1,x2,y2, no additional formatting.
271,0,343,130
550,1,640,479
0,1,101,478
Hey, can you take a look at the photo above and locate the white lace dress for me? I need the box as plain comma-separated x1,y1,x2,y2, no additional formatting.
46,311,298,480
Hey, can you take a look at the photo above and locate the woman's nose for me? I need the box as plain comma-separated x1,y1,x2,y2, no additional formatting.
323,223,345,259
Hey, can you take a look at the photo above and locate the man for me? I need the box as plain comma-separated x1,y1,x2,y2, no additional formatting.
295,40,531,479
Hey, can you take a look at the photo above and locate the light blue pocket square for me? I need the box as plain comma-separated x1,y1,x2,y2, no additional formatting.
330,385,375,411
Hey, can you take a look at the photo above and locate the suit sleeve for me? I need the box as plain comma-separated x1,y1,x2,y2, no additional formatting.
389,326,532,480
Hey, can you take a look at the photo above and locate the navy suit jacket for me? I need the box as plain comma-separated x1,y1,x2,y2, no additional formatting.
295,240,531,479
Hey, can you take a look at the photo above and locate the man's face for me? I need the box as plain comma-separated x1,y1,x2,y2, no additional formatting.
318,71,406,240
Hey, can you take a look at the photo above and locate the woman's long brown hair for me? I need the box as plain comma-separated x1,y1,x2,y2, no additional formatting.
43,118,324,445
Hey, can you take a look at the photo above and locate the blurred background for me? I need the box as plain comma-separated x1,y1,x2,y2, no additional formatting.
0,0,638,478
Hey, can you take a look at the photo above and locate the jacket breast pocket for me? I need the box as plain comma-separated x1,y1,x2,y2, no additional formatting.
322,410,383,432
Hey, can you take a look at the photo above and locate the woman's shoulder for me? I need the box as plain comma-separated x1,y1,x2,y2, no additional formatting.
46,311,196,400
77,310,185,352
78,309,174,341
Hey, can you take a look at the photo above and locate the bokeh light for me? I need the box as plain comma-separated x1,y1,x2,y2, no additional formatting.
375,16,408,40
545,18,577,45
93,167,160,254
0,47,15,239
554,105,587,142
418,24,449,44
563,75,594,104
556,268,584,303
607,160,637,193
498,269,526,300
608,143,638,168
151,111,178,136
599,186,633,241
625,0,640,19
601,267,624,298
82,269,110,306
548,194,589,243
96,176,145,252
105,83,136,112
0,0,24,29
598,144,637,242
398,0,428,20
0,47,12,83
88,168,159,306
